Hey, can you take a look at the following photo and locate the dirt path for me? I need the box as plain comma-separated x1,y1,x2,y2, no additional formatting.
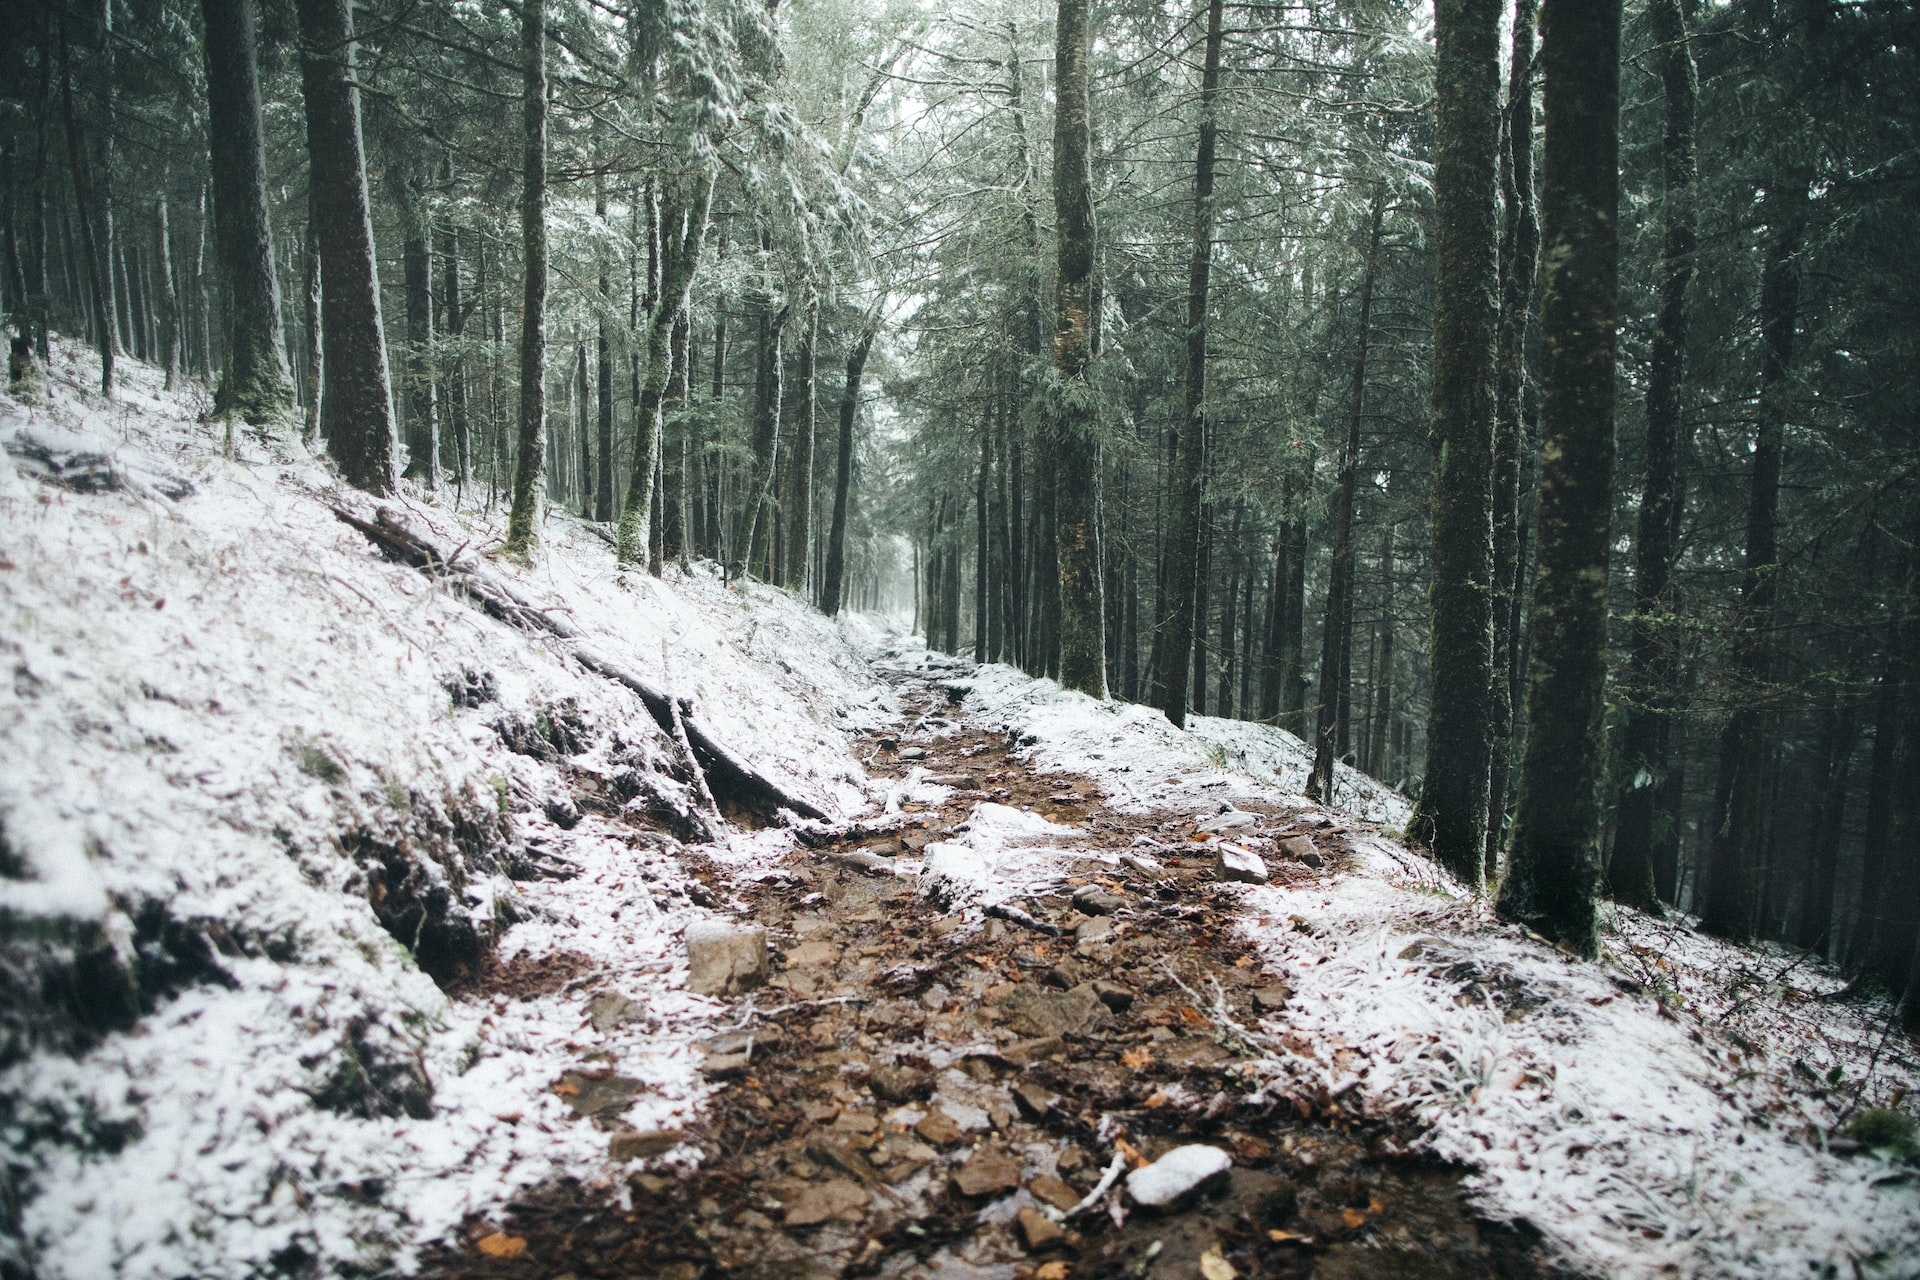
424,661,1558,1280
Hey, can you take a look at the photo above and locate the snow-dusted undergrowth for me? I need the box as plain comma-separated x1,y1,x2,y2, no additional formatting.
0,345,893,1277
915,641,1920,1280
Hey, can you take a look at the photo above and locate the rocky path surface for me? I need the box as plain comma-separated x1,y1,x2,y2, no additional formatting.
424,657,1558,1280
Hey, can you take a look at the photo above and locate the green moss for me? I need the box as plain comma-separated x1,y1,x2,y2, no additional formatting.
1842,1108,1920,1160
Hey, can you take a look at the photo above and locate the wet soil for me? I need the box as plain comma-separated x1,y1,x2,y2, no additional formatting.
420,662,1562,1280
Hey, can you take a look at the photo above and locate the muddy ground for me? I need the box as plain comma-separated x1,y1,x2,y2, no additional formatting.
422,661,1562,1280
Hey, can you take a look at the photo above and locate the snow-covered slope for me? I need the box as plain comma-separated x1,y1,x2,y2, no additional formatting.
898,636,1920,1280
0,345,893,1278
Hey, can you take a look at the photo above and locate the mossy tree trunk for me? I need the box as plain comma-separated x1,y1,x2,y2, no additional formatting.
503,0,548,562
1050,0,1105,698
202,0,292,428
296,0,397,494
1410,0,1503,888
1497,0,1622,956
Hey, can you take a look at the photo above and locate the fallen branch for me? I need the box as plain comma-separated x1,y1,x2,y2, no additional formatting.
985,901,1062,937
331,501,828,823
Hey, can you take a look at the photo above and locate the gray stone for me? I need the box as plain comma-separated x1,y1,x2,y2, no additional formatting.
1197,810,1258,834
1000,983,1112,1038
782,1179,870,1228
608,1128,687,1161
1280,835,1323,867
556,1072,644,1117
685,921,769,995
1091,979,1135,1013
1072,884,1127,915
867,1064,930,1103
1216,846,1269,884
1011,1082,1058,1120
1125,1144,1232,1207
1029,1174,1083,1213
585,991,646,1032
1074,916,1115,945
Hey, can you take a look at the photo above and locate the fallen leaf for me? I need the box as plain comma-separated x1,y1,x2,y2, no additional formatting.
1199,1244,1237,1280
1234,955,1255,969
1267,1229,1311,1244
1368,1193,1387,1214
1340,1207,1368,1230
552,1083,580,1097
1035,1264,1071,1280
1144,1091,1168,1109
1115,1136,1149,1168
1121,1047,1153,1069
1179,1005,1207,1024
476,1232,527,1258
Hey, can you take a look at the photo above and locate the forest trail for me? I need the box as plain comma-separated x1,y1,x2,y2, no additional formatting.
422,656,1551,1280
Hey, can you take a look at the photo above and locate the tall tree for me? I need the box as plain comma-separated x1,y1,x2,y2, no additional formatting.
202,0,294,427
386,150,439,486
1410,0,1504,888
1701,176,1807,940
1610,0,1697,911
821,322,876,616
1487,0,1539,870
1310,193,1384,802
296,0,397,493
1155,0,1225,727
503,0,548,562
1497,0,1622,955
1048,0,1105,696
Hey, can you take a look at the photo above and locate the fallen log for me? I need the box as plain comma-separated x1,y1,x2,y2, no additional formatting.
331,502,829,824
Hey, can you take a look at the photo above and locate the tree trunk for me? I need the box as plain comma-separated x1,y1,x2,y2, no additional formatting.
503,0,548,561
297,0,397,494
1049,0,1105,697
154,184,180,387
1368,523,1397,779
1411,0,1504,888
1217,506,1242,717
1853,657,1898,969
594,170,614,522
440,217,471,488
300,191,320,442
1702,175,1807,941
1192,505,1213,717
976,412,992,662
734,280,785,581
202,0,292,426
1154,0,1225,724
1311,195,1383,801
1487,0,1540,872
1611,0,1695,911
1497,0,1621,956
822,323,875,616
59,22,115,397
389,157,439,487
1872,519,1920,1027
785,301,818,591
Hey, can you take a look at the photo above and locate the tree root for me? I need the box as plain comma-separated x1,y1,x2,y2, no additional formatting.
330,501,829,824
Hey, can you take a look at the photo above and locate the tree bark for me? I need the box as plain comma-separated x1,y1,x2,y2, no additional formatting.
822,323,875,616
297,0,397,494
1611,0,1697,912
1487,0,1539,872
202,0,293,427
785,301,818,591
1410,0,1504,888
1154,0,1225,725
1701,176,1807,941
503,0,548,561
1498,0,1621,956
1049,0,1105,697
388,155,439,486
594,167,614,521
59,22,115,397
440,216,471,488
1311,194,1383,802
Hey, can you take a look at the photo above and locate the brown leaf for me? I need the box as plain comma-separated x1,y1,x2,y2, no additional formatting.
475,1232,527,1259
1035,1263,1071,1280
1340,1207,1368,1230
1121,1047,1153,1069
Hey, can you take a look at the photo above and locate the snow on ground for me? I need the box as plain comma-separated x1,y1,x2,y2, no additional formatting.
881,633,1920,1280
0,344,893,1278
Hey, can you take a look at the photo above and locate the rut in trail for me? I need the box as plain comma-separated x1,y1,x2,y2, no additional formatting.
425,655,1560,1280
